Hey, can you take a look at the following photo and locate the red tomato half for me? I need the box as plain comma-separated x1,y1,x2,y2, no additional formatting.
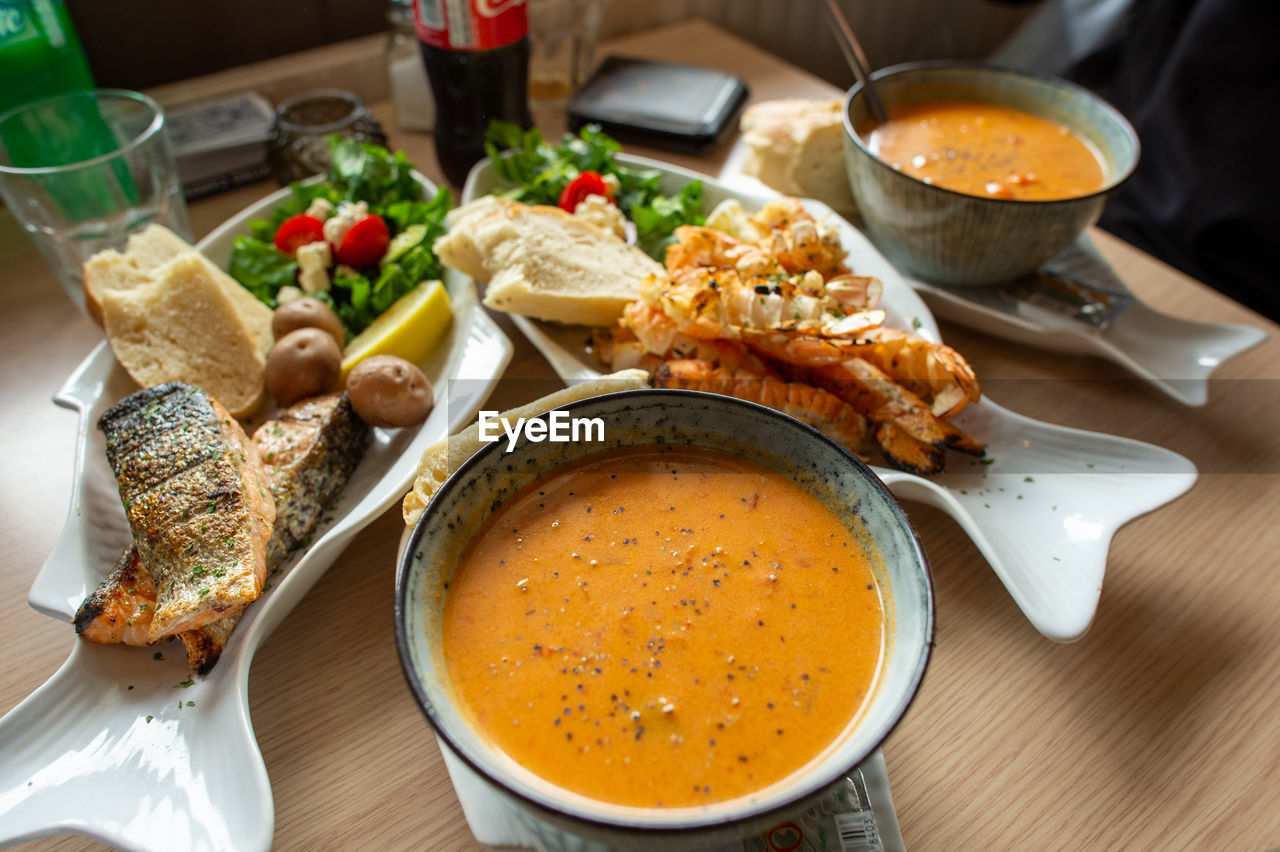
335,214,390,267
273,214,326,255
557,171,612,212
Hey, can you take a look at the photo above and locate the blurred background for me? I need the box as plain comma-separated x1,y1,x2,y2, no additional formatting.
64,0,1037,94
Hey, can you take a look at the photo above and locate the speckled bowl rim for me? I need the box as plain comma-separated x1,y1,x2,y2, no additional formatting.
394,388,934,839
842,60,1142,207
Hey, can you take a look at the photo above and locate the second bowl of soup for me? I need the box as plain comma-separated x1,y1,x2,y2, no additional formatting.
396,389,933,849
842,62,1139,285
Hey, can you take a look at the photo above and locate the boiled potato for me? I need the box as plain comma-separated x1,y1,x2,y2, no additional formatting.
346,355,433,428
272,297,345,346
265,328,341,406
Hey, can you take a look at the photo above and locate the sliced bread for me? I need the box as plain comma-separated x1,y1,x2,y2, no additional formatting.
84,225,274,357
435,197,664,327
102,252,268,418
740,98,857,214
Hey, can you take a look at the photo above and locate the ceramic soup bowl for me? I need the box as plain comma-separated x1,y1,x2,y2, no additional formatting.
396,389,933,849
842,61,1139,285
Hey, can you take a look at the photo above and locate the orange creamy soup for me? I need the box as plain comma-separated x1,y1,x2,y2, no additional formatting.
442,447,886,808
865,100,1105,200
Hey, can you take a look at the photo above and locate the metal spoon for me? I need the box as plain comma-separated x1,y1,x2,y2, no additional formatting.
821,0,889,123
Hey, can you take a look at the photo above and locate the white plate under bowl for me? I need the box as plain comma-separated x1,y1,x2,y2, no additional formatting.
0,175,513,851
462,153,1198,644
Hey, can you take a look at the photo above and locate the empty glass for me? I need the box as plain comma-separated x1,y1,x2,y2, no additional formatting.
0,88,192,312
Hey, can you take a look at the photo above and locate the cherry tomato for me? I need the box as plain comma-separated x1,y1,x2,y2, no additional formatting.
273,214,326,255
557,171,612,212
334,214,390,267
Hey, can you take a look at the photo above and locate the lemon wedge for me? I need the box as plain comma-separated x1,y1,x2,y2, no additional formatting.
340,280,452,380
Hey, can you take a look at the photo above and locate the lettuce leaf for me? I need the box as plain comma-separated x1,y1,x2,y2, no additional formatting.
227,136,450,336
484,121,704,259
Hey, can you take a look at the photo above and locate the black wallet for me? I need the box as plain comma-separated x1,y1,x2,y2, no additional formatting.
566,56,749,154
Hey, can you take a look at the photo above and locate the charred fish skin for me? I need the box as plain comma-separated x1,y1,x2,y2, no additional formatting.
179,615,238,675
98,382,275,642
73,545,155,646
79,391,369,672
256,393,372,567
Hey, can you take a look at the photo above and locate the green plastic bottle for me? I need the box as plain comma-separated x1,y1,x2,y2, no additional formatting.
0,0,94,117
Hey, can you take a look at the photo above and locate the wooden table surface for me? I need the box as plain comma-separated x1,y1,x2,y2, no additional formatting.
3,20,1278,852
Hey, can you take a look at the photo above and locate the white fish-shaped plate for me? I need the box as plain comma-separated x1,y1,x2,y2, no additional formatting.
0,176,513,851
462,153,1198,644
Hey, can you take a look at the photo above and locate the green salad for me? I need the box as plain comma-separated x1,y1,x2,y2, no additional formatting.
483,121,704,259
228,136,451,338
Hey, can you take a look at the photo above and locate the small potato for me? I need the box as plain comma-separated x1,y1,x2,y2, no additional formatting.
265,328,342,406
346,355,433,428
272,297,345,346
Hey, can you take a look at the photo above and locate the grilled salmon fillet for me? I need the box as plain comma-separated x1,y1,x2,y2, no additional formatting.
97,382,275,642
253,392,371,568
78,392,370,672
73,546,155,645
178,393,371,672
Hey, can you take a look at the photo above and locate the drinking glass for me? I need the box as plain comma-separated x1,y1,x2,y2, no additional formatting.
527,0,604,106
0,89,192,313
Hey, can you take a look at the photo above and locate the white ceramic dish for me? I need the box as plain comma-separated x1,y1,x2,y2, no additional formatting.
0,176,513,851
719,142,1266,407
463,154,1198,644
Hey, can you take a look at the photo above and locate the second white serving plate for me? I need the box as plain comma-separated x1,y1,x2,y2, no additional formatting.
0,175,513,851
463,153,1198,645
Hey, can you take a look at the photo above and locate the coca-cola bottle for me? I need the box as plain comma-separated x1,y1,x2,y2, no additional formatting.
413,0,532,187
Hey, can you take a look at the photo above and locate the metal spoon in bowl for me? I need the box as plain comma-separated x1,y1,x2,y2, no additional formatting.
820,0,888,123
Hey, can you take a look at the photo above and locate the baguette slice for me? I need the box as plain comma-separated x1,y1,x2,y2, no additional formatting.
102,252,268,418
740,98,857,214
83,225,191,324
435,197,664,327
84,224,274,357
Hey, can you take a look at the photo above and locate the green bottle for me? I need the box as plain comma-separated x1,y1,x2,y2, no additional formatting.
0,0,94,117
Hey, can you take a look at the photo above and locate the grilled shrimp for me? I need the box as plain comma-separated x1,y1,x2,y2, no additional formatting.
595,321,775,377
653,358,872,456
809,358,985,455
645,265,886,344
846,327,981,418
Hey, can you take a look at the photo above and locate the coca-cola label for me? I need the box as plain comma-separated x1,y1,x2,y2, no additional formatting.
414,0,527,51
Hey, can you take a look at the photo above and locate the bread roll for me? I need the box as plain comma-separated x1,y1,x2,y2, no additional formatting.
435,198,664,327
102,253,268,418
740,98,857,214
84,225,274,357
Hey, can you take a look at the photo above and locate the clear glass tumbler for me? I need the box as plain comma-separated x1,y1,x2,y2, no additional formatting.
527,0,604,105
0,88,192,312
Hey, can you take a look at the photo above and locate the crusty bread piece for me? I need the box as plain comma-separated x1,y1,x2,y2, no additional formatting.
102,253,267,418
83,225,191,324
435,197,664,327
402,368,650,528
740,98,857,214
83,225,274,357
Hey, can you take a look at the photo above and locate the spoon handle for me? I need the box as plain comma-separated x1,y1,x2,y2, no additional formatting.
820,0,889,123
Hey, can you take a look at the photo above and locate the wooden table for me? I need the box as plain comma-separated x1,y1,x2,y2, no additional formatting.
4,20,1278,851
